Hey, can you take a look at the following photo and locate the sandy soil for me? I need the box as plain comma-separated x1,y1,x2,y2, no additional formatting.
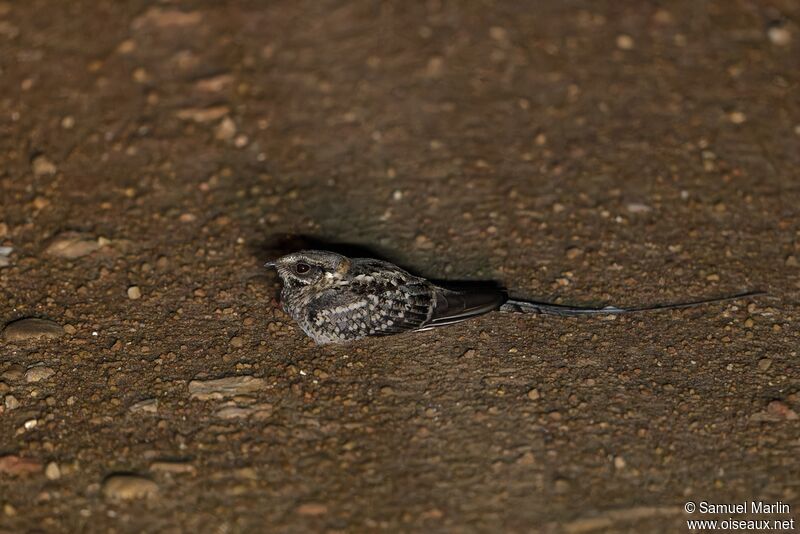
0,0,798,532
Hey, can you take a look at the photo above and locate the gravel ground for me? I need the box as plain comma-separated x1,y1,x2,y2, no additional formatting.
0,1,798,532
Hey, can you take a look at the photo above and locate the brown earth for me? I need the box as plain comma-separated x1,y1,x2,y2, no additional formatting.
0,1,798,532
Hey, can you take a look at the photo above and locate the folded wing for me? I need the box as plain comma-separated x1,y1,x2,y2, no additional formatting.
424,286,507,328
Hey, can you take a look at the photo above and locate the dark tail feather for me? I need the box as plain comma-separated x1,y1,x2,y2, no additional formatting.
499,291,766,317
426,287,507,327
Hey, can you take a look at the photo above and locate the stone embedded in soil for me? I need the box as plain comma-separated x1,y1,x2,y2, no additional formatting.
296,503,328,516
626,202,652,213
215,406,254,419
2,364,24,381
127,285,142,300
129,398,159,413
0,455,43,476
45,233,100,259
45,462,61,480
767,25,792,46
766,400,798,420
131,7,202,30
102,474,159,500
195,73,234,92
565,247,583,259
4,395,20,410
0,245,11,268
215,116,237,140
188,375,267,400
214,403,272,419
2,318,63,341
175,105,229,123
24,366,55,383
149,461,196,474
751,400,799,422
616,34,635,50
31,154,57,176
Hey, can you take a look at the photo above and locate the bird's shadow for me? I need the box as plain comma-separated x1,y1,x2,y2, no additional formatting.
250,233,507,293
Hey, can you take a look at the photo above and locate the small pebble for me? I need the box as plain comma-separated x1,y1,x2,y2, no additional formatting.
616,34,634,50
195,73,234,92
757,358,773,372
1,365,23,381
149,461,195,474
4,395,19,410
175,106,230,123
2,318,63,342
785,255,798,267
234,134,249,148
25,366,55,383
727,111,746,124
129,398,158,413
116,39,136,54
102,474,159,500
0,246,11,268
215,117,237,141
517,451,535,465
414,234,434,249
489,26,508,41
188,375,267,400
565,247,583,259
626,203,652,214
127,286,142,300
744,318,754,328
229,336,244,348
31,155,57,176
45,462,61,480
527,388,541,401
767,25,792,46
45,233,100,259
296,503,328,516
614,456,626,469
215,406,257,419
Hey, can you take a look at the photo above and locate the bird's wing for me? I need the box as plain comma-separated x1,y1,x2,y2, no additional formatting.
421,287,507,329
305,276,435,337
350,259,505,332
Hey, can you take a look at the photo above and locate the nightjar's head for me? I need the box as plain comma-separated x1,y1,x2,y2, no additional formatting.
265,250,351,289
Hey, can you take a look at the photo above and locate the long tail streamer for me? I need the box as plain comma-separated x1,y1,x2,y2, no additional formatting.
499,291,766,317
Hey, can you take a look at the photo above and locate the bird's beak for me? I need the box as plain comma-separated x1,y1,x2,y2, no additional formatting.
264,261,276,269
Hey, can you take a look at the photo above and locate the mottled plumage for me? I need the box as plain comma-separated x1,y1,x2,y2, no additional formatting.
266,251,503,344
265,250,763,345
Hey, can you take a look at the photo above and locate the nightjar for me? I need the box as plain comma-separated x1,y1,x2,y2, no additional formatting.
266,250,763,344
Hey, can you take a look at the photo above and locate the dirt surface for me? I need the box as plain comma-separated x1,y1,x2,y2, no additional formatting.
1,0,798,532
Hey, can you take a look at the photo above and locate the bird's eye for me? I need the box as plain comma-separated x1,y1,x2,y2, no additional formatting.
295,262,311,274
